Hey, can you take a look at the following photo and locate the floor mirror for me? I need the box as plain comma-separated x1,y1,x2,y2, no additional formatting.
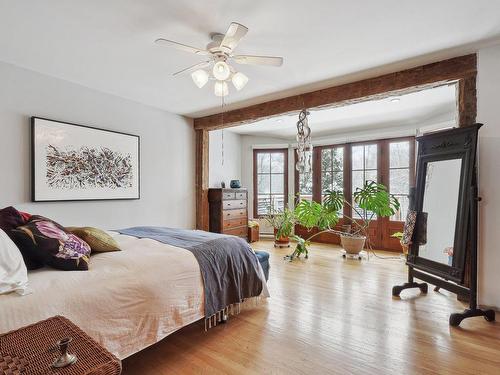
392,123,495,326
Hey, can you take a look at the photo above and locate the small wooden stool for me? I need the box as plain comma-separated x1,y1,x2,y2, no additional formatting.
248,224,260,242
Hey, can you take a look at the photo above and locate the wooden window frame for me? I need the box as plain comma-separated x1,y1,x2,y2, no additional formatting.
294,137,415,216
386,137,416,222
253,148,289,218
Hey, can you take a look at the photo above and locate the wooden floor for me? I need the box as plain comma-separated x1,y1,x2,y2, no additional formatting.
122,241,500,375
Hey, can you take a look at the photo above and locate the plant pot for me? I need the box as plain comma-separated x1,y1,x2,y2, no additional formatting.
401,243,409,255
340,234,366,255
274,228,290,248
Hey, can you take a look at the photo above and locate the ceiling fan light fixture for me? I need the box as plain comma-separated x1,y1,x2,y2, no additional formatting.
214,80,229,97
191,69,209,88
232,72,249,91
213,61,231,81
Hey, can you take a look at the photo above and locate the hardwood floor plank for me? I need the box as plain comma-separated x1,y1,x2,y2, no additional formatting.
122,241,500,375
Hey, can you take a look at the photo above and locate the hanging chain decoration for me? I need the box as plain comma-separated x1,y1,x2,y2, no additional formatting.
295,109,312,173
220,95,225,167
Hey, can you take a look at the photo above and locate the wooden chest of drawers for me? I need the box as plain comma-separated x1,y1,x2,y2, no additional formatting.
208,188,248,239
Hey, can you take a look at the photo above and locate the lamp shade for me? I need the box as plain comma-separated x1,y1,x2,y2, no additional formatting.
213,61,231,81
214,80,229,97
191,69,209,88
232,72,249,91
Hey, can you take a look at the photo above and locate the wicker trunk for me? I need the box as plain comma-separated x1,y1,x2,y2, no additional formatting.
0,315,121,375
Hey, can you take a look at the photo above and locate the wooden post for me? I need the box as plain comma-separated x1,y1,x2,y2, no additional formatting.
194,54,477,131
458,75,477,126
195,129,209,230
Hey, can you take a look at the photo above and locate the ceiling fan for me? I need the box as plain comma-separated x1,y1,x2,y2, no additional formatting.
155,22,283,97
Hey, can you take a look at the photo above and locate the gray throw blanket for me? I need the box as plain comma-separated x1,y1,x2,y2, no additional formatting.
117,227,263,318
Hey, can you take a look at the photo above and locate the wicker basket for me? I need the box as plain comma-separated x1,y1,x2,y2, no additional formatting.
0,315,121,375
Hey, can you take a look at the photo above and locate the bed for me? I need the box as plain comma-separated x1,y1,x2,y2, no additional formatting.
0,231,269,359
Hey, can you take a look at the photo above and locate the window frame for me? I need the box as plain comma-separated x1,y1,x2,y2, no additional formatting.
293,149,314,203
253,148,289,218
350,142,379,219
294,137,415,218
386,137,416,222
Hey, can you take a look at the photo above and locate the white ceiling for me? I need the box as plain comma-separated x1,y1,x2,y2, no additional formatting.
0,1,499,117
227,84,457,140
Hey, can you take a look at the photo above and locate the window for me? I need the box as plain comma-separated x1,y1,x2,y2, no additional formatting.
293,137,415,251
389,141,411,221
351,144,378,219
254,149,288,216
297,150,313,201
321,147,344,200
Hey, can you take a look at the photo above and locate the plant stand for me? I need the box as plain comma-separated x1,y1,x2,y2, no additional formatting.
341,249,367,260
274,242,290,248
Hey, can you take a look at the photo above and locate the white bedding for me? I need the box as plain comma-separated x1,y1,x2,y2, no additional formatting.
0,233,209,359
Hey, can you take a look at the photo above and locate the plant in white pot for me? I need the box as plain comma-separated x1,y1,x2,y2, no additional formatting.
293,181,400,259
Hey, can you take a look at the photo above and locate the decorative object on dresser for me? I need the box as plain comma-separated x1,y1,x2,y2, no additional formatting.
31,117,140,202
208,188,248,239
0,315,121,375
230,179,241,188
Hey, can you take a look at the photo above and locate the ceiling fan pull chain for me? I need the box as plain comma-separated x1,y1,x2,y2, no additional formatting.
221,95,225,167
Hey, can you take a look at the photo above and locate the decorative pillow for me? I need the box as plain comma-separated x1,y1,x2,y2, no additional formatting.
0,206,26,241
12,216,91,271
66,227,121,253
0,229,30,295
19,211,32,222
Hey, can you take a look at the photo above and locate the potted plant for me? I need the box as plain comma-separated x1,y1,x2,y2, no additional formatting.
263,205,296,248
293,181,400,258
391,232,409,254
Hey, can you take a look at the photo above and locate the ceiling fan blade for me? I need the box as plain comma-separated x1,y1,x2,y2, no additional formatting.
232,55,283,67
173,61,211,76
155,38,210,56
220,22,248,53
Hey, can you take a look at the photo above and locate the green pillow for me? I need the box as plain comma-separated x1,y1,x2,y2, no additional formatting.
66,227,120,253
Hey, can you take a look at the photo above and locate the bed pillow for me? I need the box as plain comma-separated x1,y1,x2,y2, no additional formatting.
66,227,121,253
0,229,30,295
0,206,26,241
19,211,32,222
12,216,91,271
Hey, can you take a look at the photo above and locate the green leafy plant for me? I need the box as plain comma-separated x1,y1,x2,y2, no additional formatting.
286,234,311,261
391,232,404,241
263,205,296,240
294,200,339,230
290,180,400,258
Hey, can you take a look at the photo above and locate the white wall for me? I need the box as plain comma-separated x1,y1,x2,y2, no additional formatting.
0,61,195,229
208,129,241,188
477,44,500,309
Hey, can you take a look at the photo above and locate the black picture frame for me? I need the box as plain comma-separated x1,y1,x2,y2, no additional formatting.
31,116,140,202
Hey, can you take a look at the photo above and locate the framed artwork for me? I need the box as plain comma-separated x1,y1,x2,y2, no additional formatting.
31,117,140,202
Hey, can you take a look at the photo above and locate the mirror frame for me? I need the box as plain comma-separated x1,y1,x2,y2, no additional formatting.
407,124,481,284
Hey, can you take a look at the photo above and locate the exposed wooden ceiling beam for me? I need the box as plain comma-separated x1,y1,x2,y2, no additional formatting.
193,54,476,130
